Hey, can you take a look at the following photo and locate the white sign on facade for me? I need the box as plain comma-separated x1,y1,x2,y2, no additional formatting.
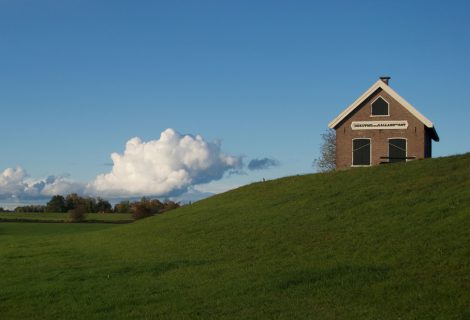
351,120,408,130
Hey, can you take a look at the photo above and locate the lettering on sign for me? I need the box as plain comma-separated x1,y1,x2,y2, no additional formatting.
351,120,408,130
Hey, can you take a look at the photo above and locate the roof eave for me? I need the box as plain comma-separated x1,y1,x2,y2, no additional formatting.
328,80,383,129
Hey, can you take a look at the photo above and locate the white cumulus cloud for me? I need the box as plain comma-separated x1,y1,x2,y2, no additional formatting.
0,167,84,200
88,128,242,197
0,167,28,197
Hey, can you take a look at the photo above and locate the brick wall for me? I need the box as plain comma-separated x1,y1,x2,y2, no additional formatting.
335,88,427,170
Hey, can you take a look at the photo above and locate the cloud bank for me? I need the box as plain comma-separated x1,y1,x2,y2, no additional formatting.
247,157,280,171
88,128,242,197
1,129,282,202
0,167,84,200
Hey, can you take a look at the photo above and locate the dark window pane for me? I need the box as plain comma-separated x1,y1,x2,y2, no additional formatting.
353,139,371,166
389,139,406,163
372,97,388,115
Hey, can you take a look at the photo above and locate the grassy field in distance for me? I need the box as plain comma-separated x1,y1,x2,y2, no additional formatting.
0,212,133,222
0,222,120,237
0,154,469,319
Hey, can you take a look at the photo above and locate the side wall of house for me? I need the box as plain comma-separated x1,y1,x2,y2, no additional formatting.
424,128,433,158
335,88,427,170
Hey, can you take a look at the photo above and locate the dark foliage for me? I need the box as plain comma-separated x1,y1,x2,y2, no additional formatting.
131,197,180,220
46,195,67,213
162,200,180,212
14,205,46,213
114,200,131,213
95,197,113,213
63,194,112,213
68,206,87,222
132,202,153,220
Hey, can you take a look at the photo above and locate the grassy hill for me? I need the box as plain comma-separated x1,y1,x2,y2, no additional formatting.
1,154,469,319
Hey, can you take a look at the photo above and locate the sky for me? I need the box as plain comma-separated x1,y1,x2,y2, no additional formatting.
1,0,470,207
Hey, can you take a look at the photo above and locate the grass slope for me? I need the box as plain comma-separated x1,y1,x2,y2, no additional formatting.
1,154,469,319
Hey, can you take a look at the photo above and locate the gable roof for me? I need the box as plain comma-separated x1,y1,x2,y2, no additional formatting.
328,80,439,141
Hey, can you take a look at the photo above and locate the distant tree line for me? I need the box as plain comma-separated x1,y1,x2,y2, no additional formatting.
12,193,180,219
13,205,47,213
11,194,114,214
44,193,113,213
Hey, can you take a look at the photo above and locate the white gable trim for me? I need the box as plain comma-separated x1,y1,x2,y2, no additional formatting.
328,80,435,129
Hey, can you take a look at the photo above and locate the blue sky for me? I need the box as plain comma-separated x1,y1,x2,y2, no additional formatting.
1,0,470,205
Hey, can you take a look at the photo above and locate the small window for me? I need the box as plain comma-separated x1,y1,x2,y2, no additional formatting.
389,138,407,163
352,139,371,166
371,97,389,116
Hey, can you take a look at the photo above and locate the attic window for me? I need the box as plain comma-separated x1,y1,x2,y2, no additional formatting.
371,97,389,116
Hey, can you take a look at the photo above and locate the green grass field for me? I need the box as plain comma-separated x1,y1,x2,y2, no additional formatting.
0,212,133,223
1,154,469,319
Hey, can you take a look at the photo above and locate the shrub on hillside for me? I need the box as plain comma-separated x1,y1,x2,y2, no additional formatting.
162,200,180,212
132,202,153,220
69,206,87,223
125,197,180,219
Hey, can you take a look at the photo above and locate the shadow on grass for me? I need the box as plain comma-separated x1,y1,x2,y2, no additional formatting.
114,260,214,278
278,265,390,290
0,218,133,224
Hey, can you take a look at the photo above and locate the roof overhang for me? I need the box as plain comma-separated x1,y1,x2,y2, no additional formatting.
328,80,439,141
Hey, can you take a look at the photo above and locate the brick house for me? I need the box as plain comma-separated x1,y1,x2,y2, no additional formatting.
328,77,439,170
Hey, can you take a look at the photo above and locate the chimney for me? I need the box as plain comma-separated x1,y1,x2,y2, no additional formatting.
380,76,391,85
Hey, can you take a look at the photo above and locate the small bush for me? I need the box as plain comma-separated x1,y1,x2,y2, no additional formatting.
313,129,336,172
128,198,180,220
162,200,180,212
69,206,87,222
132,203,153,220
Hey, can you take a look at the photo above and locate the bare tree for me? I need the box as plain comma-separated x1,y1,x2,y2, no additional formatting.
313,129,336,172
